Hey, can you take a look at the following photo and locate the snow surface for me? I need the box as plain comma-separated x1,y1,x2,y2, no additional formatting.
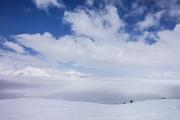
0,76,180,119
0,98,180,120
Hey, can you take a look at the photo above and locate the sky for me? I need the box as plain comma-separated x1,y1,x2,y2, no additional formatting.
0,0,180,78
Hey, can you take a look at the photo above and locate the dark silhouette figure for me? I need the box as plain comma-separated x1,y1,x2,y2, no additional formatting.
162,97,166,99
123,102,126,104
130,100,133,103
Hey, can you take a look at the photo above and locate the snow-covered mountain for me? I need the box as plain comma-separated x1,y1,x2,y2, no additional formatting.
12,66,50,77
0,66,84,78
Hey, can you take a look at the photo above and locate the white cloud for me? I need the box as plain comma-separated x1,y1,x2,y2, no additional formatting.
32,0,64,10
157,24,180,56
13,6,130,69
168,6,180,19
137,10,165,30
64,5,126,44
1,4,180,77
3,41,25,53
124,2,146,17
13,5,180,73
0,51,85,78
0,51,51,78
155,0,180,21
86,0,94,6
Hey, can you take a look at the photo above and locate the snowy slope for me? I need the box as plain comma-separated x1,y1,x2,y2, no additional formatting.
0,76,180,120
0,98,180,120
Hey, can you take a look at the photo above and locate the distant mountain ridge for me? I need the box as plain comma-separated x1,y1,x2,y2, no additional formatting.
13,66,50,77
0,66,84,78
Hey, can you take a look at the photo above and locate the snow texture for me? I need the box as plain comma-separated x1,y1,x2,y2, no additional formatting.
0,98,180,120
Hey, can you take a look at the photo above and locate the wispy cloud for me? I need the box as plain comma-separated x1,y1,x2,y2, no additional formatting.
32,0,65,10
136,10,165,30
155,0,180,21
3,41,25,54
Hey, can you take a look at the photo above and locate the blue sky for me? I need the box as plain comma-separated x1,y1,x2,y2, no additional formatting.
0,0,178,37
0,0,180,77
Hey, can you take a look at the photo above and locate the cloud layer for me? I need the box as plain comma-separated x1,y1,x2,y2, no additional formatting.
0,1,180,77
10,5,180,76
